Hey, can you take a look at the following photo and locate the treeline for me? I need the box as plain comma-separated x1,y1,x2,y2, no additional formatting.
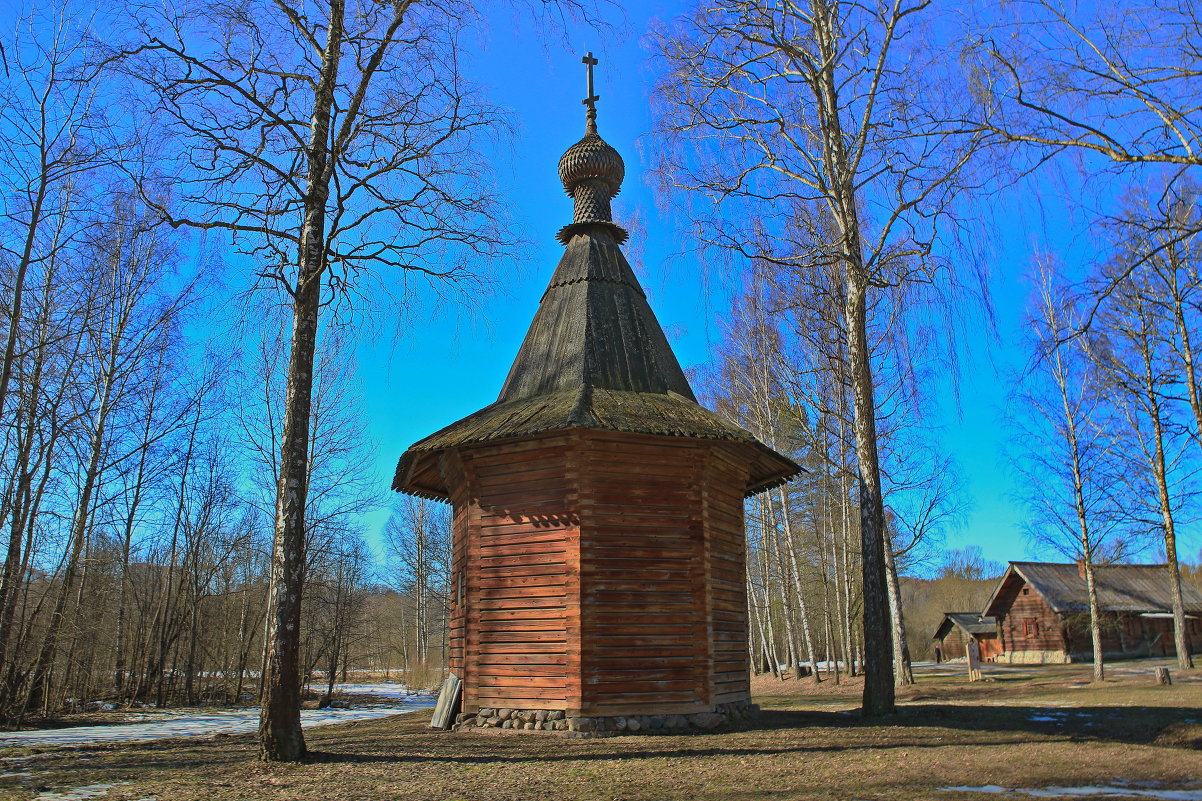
697,262,971,685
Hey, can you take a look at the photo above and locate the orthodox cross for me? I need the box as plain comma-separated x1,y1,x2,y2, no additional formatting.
582,52,599,131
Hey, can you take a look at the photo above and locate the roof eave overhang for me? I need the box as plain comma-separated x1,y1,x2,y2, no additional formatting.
393,426,802,501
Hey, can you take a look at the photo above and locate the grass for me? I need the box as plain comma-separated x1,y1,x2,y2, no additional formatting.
0,662,1199,801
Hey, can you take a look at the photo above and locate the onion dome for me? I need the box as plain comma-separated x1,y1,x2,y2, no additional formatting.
556,84,628,244
558,131,625,195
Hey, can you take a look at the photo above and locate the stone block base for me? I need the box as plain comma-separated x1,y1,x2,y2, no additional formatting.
998,649,1070,665
452,700,758,736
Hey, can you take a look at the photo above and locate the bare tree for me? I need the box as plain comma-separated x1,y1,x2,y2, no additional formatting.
0,6,120,694
1010,260,1133,681
385,496,450,673
963,0,1202,314
120,0,519,759
1094,267,1195,669
652,0,988,715
966,1,1202,172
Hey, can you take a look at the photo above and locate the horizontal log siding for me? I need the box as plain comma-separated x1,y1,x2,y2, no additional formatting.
453,435,578,712
994,574,1067,656
706,446,752,704
1063,611,1202,658
578,433,706,716
444,430,755,717
937,628,969,660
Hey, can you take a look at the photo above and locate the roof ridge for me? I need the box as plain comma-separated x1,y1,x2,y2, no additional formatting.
1012,560,1173,569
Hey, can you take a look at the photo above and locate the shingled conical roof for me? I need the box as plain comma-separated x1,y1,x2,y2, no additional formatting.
497,231,694,403
393,74,799,501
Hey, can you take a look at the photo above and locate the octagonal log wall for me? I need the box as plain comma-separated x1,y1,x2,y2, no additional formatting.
440,430,752,717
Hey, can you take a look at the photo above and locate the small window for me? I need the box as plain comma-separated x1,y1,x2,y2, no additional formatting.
1022,588,1030,595
1023,618,1039,638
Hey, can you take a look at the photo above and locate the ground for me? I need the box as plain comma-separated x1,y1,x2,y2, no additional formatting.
0,662,1199,801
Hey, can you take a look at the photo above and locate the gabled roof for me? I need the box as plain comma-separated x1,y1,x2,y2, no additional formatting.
933,612,998,641
984,561,1202,617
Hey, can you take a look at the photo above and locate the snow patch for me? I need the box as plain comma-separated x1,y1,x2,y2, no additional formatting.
33,783,114,800
0,683,435,749
944,785,1010,794
942,785,1202,800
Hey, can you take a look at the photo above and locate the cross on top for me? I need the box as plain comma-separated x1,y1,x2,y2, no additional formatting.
582,52,600,130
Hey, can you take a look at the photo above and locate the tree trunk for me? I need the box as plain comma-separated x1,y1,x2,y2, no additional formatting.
0,166,48,441
845,275,895,714
22,359,116,718
1138,318,1193,669
882,533,914,685
258,0,345,763
776,487,821,682
1152,426,1192,669
807,0,892,707
1082,558,1105,681
115,412,156,698
0,265,58,709
257,281,319,761
767,500,801,677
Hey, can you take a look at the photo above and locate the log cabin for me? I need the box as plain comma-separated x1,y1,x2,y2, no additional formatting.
932,613,1000,662
981,562,1202,664
392,63,799,736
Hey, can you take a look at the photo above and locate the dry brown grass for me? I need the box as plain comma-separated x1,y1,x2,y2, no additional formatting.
0,663,1199,801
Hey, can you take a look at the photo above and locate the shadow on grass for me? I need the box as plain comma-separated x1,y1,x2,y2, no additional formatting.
9,702,1195,782
301,702,1197,765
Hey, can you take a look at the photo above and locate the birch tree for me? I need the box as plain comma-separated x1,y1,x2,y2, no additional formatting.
1094,269,1195,669
385,496,451,671
122,0,516,760
1010,261,1131,682
653,0,986,715
0,7,120,693
964,0,1202,312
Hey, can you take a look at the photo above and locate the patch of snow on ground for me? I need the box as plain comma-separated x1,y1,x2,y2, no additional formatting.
307,682,413,700
0,683,435,749
943,785,1010,794
32,783,114,801
943,785,1202,800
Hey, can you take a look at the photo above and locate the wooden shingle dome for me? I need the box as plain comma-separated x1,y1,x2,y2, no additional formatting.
393,57,798,734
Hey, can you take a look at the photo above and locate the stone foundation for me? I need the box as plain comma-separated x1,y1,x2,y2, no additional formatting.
998,649,1070,665
453,700,759,736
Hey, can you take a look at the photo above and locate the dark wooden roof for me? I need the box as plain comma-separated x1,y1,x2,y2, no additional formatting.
498,231,694,402
984,562,1202,616
933,612,997,641
394,122,798,501
394,226,799,499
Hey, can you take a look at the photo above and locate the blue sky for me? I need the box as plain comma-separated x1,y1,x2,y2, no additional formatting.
5,1,1194,574
355,1,1075,570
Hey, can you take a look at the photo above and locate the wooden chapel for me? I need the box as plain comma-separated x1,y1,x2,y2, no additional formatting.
393,55,799,735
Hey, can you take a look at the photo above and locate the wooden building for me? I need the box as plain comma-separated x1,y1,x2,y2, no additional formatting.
932,613,1000,662
982,562,1202,664
393,73,798,735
